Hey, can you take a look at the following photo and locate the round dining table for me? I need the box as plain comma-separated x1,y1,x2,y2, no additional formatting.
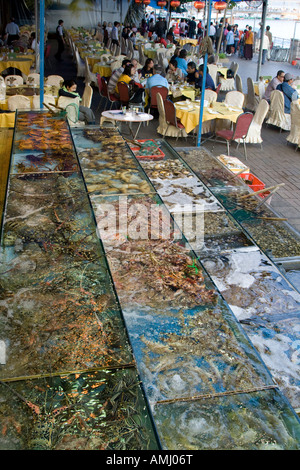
101,109,153,139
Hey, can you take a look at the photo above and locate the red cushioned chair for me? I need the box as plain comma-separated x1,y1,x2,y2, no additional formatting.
148,85,169,112
97,75,118,110
163,98,187,141
215,112,253,159
215,83,221,95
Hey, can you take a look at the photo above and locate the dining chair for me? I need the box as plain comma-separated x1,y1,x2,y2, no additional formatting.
74,47,85,78
215,83,221,95
7,95,31,111
235,74,243,93
245,77,259,112
148,85,169,112
266,89,291,132
219,62,239,91
26,73,40,86
225,90,245,109
118,81,144,111
5,75,24,86
81,83,93,108
235,99,269,148
163,98,188,141
57,96,85,127
45,75,64,87
32,94,56,110
44,44,52,69
207,64,218,88
102,76,119,110
84,57,97,87
287,101,300,151
215,112,253,159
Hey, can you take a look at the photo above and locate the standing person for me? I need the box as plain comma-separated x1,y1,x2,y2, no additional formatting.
233,25,239,54
261,31,269,65
197,20,203,39
209,22,216,47
55,20,65,61
265,25,272,60
111,22,120,46
239,29,247,58
244,26,254,60
226,26,234,55
189,17,197,39
5,18,20,46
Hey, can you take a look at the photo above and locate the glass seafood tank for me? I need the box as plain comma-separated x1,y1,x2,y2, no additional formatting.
0,114,299,450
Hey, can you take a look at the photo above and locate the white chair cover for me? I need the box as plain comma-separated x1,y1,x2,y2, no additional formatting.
215,90,244,132
74,48,85,78
225,90,245,109
5,75,24,86
26,73,40,85
7,95,31,111
235,98,269,144
57,96,85,127
84,57,97,86
219,62,238,91
245,77,259,112
81,83,93,108
266,89,291,131
207,64,218,88
156,93,187,138
235,74,243,93
204,89,217,104
45,75,64,87
32,94,56,110
287,101,300,149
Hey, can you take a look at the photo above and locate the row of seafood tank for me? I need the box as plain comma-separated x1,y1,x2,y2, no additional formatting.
71,127,300,448
0,113,299,449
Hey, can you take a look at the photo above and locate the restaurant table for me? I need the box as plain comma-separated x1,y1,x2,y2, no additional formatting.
0,58,34,76
178,38,198,46
170,84,196,101
101,109,153,139
143,48,157,59
175,101,243,134
92,63,112,77
0,112,15,127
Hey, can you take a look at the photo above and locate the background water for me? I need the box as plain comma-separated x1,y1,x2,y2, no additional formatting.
229,18,300,42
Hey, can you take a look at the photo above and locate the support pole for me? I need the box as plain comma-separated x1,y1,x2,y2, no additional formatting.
39,0,45,109
197,0,213,147
256,0,268,81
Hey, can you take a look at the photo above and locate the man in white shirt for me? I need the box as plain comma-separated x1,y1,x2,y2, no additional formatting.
263,70,285,102
209,22,216,46
5,18,20,45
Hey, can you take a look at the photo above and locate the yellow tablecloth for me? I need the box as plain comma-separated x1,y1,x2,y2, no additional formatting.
175,101,242,134
0,58,33,76
143,48,157,59
86,56,107,69
171,86,196,101
178,38,198,46
0,112,15,127
92,64,112,77
217,67,228,79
